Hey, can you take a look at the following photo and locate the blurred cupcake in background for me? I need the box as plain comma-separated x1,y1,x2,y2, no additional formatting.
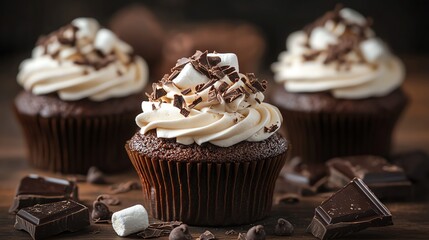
271,5,408,165
14,18,148,173
110,4,165,81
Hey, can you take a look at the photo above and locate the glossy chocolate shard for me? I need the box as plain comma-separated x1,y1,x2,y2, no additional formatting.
326,155,412,200
307,178,393,240
14,200,90,240
9,174,78,213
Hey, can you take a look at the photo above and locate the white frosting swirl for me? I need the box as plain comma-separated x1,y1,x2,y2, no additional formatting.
17,18,148,101
136,52,282,147
272,7,405,99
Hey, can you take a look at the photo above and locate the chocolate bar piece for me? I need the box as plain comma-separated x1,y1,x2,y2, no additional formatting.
326,155,412,199
9,174,78,213
307,178,393,240
14,200,89,240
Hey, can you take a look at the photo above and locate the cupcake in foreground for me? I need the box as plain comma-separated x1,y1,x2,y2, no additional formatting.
126,51,288,226
271,6,408,165
14,18,148,174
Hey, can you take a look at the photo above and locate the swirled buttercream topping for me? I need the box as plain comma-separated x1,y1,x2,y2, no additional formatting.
136,51,282,147
17,18,148,101
272,5,404,99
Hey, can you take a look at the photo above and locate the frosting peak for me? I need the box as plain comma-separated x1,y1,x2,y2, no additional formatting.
272,5,404,99
17,18,148,101
136,51,282,147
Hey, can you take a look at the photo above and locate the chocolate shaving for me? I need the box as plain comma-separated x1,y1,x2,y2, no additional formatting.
264,124,278,133
180,108,190,117
109,181,141,194
96,194,121,206
181,88,192,95
137,221,183,239
168,70,180,81
173,94,186,109
195,83,205,92
152,104,157,111
225,230,237,235
196,79,217,92
251,80,267,92
172,57,190,71
207,56,221,67
303,51,322,61
198,230,216,240
154,87,167,100
211,67,226,79
255,98,261,104
218,82,229,93
208,86,218,102
189,97,202,109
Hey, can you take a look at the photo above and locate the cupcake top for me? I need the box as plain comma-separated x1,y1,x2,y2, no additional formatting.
272,6,405,99
17,18,148,101
136,51,282,147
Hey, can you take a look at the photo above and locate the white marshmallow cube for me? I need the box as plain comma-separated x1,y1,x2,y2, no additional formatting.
173,63,208,89
309,27,338,50
111,204,149,237
360,38,386,63
207,53,239,71
72,18,99,40
94,29,118,55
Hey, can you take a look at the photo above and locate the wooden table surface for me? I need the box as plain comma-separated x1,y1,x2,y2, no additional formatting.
0,54,428,239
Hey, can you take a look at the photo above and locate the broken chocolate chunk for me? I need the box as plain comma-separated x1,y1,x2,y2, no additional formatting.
9,174,78,213
154,87,167,100
225,230,237,235
138,221,182,239
180,108,191,117
326,155,412,200
307,178,393,240
173,94,186,109
14,200,90,240
207,56,221,67
264,124,278,133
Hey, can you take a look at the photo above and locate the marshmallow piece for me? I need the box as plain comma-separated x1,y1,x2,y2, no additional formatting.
94,29,118,55
340,8,366,26
172,63,208,89
111,204,149,237
207,53,239,71
360,38,386,63
309,27,338,50
72,18,99,40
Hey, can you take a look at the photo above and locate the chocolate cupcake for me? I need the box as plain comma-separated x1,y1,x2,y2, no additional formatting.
271,6,408,165
126,51,288,226
14,18,149,174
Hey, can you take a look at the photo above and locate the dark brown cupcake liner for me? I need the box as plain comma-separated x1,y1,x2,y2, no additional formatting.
14,105,138,174
126,144,287,226
279,105,406,165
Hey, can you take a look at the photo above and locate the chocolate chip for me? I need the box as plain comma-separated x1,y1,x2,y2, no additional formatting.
96,194,121,206
246,225,266,240
91,200,111,221
274,218,294,236
87,166,106,184
198,230,215,240
169,224,192,240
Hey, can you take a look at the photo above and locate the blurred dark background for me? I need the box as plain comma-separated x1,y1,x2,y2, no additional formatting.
1,0,429,70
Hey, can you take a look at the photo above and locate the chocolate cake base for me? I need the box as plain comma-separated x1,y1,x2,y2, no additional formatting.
126,131,288,226
271,87,408,164
14,91,142,174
